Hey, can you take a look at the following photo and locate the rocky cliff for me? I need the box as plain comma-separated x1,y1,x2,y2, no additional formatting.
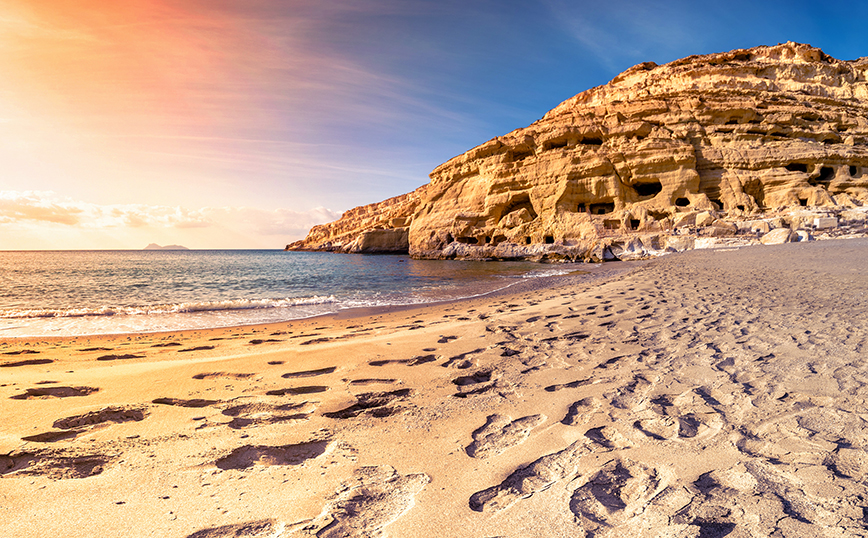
288,42,868,261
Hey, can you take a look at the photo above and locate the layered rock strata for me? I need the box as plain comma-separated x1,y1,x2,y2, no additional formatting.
288,42,868,261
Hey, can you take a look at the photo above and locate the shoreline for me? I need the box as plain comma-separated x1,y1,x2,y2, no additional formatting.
2,238,866,537
0,258,639,343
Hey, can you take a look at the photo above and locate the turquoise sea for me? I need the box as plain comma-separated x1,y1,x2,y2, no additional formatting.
0,250,581,337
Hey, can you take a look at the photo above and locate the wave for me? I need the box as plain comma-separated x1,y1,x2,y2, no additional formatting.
0,295,338,320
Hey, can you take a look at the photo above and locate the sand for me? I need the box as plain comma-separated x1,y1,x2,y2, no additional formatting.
2,239,868,538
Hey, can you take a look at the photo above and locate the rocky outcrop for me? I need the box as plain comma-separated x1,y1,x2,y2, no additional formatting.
286,186,426,253
289,42,868,261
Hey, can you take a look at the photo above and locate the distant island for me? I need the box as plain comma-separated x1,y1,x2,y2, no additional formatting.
143,243,190,250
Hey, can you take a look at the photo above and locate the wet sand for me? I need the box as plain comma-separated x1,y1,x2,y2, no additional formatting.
1,238,867,537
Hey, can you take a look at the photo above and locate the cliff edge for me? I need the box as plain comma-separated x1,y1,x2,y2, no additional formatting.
288,42,868,260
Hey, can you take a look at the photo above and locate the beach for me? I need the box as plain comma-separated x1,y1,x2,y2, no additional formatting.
2,239,867,538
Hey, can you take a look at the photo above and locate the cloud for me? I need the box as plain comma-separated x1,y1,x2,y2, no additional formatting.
0,191,341,249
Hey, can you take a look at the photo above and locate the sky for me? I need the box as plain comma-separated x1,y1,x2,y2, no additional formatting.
2,0,868,249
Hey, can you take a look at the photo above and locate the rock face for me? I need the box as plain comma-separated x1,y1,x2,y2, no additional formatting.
288,42,868,261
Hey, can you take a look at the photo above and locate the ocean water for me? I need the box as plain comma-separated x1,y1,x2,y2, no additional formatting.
0,250,581,337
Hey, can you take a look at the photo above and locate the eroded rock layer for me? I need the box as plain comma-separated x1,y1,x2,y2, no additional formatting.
289,42,868,261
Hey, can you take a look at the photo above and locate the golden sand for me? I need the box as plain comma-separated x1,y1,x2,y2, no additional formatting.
2,239,867,537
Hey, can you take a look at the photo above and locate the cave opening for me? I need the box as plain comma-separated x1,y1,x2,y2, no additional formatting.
850,165,858,177
603,220,621,230
817,166,835,184
709,199,723,210
576,203,586,212
543,139,569,151
736,205,745,211
743,179,765,208
501,194,538,220
510,149,533,162
589,202,615,215
580,137,604,146
544,236,555,244
630,219,641,230
445,233,454,244
455,237,477,245
633,181,663,198
525,237,531,245
785,163,808,173
799,198,808,207
675,198,690,207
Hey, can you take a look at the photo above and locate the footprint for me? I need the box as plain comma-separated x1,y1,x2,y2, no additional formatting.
178,346,216,353
304,466,429,538
185,519,280,538
266,386,328,396
53,406,147,430
452,370,493,386
151,342,182,348
1,358,53,368
96,353,144,361
0,451,111,479
437,336,458,344
466,414,546,459
323,389,413,419
469,440,587,513
569,458,671,535
369,355,436,367
152,397,219,408
192,372,255,380
24,407,147,443
220,400,314,429
605,375,655,410
11,386,99,400
562,397,602,426
2,349,40,355
282,366,337,379
215,439,332,470
441,349,484,369
585,425,634,449
545,378,592,392
249,339,282,345
349,379,398,386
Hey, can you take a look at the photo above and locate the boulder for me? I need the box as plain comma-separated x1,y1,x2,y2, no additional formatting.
760,228,794,245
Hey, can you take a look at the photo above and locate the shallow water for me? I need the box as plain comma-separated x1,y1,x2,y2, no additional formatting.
0,250,582,337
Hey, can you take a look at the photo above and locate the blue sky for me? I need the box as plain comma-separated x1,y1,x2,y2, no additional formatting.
1,0,866,248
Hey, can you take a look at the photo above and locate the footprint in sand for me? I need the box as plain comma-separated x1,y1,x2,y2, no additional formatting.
369,354,437,367
24,407,147,443
469,440,587,513
562,397,602,426
466,414,546,459
266,386,328,396
150,342,182,348
304,466,429,538
215,439,332,470
178,346,216,353
0,451,112,479
544,378,592,392
11,386,99,400
3,349,40,355
152,397,220,408
437,336,458,344
1,358,53,368
569,458,671,536
96,353,144,361
192,372,255,380
441,348,484,369
281,366,337,379
185,519,281,538
323,389,413,419
348,379,398,386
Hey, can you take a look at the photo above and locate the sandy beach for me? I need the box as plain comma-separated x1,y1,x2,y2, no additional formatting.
2,239,867,538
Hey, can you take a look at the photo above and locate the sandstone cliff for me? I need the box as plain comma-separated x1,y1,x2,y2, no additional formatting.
288,42,868,261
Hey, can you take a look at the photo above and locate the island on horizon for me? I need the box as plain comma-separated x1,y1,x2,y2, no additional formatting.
143,243,190,251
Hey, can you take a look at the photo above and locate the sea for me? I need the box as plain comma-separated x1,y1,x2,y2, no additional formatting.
0,250,584,337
